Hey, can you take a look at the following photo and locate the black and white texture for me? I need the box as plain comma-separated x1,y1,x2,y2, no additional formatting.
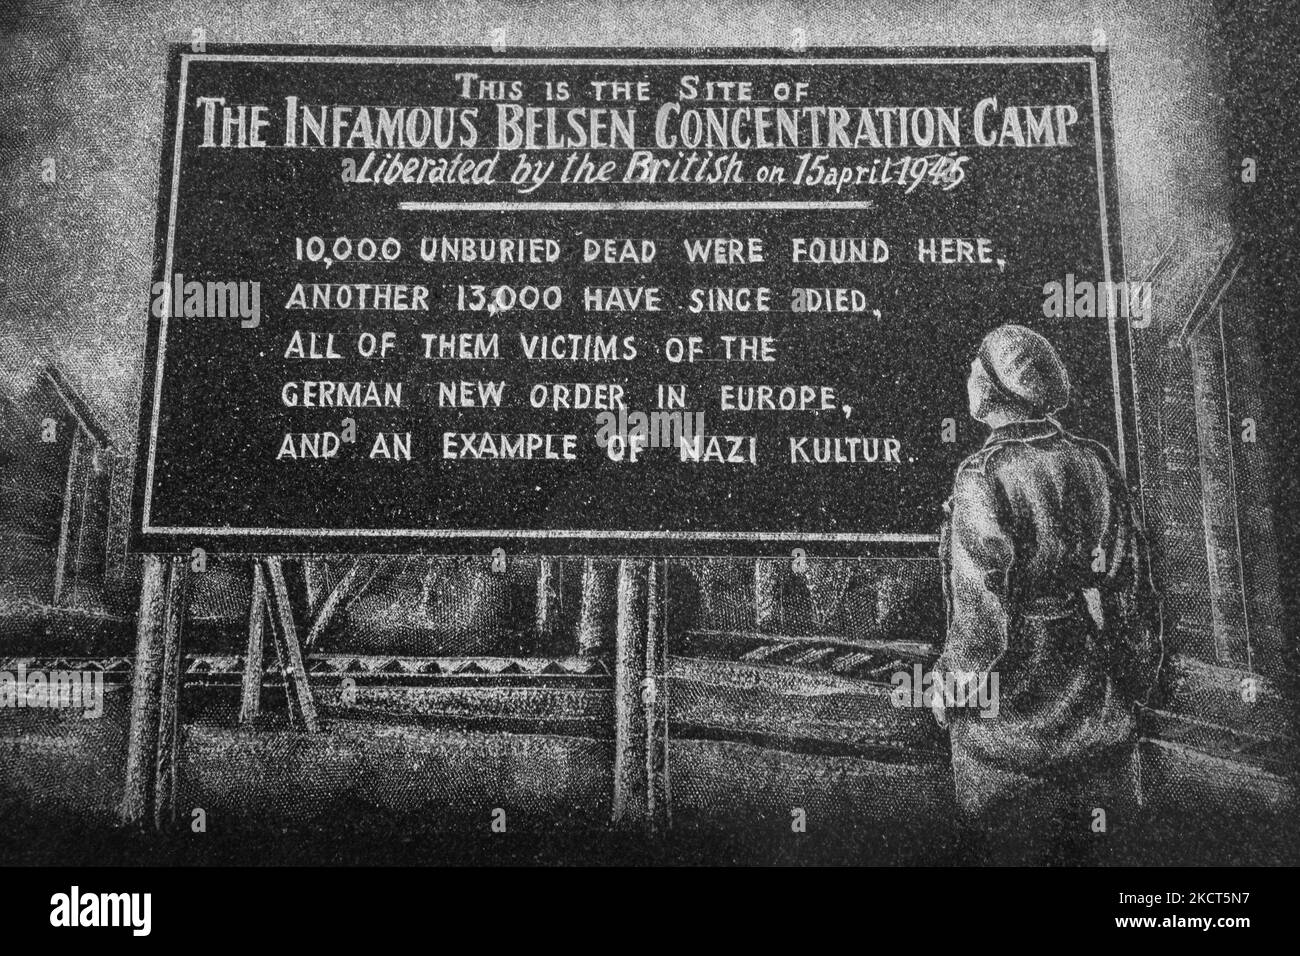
0,0,1296,867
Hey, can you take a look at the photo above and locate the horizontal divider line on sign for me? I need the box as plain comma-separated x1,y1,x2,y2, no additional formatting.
398,200,880,212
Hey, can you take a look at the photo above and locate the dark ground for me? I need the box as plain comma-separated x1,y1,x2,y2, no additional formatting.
1,690,1294,867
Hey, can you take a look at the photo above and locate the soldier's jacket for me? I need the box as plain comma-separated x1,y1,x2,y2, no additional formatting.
937,418,1162,810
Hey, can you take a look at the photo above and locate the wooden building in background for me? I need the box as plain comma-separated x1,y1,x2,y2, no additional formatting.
0,364,116,614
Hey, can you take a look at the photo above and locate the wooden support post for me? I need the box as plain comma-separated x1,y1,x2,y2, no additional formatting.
263,558,320,732
265,584,290,714
755,558,783,631
611,558,670,832
577,558,615,655
239,561,268,725
536,557,563,647
612,559,648,827
153,557,189,829
121,554,168,825
645,559,670,831
302,558,326,617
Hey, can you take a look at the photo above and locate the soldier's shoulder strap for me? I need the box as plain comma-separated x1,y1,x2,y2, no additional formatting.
955,440,1015,478
1060,428,1127,485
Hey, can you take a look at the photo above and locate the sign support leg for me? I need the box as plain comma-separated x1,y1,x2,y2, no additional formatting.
578,558,614,655
122,554,187,828
263,557,320,732
153,556,190,828
535,557,562,650
239,561,268,724
121,554,166,825
646,558,670,832
612,558,670,833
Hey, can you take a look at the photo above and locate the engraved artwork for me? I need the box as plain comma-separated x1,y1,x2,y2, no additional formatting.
0,1,1295,881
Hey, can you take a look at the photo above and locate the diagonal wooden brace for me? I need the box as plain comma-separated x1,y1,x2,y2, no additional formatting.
238,561,269,725
262,557,320,732
304,557,377,650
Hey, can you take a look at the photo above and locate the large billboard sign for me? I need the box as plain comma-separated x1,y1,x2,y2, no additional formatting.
132,45,1133,554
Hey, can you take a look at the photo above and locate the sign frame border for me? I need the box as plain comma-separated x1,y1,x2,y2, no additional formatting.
130,43,1138,557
